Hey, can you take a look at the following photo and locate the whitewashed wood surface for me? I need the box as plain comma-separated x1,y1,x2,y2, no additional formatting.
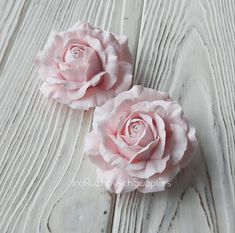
0,0,234,232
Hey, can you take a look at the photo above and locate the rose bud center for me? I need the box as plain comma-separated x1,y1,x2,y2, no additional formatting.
128,119,144,137
64,44,86,62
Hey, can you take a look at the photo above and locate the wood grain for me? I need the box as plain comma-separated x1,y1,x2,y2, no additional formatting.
0,0,29,66
113,0,234,233
0,0,234,233
0,0,143,232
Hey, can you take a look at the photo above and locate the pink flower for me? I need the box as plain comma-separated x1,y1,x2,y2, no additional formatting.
35,22,133,110
85,86,197,193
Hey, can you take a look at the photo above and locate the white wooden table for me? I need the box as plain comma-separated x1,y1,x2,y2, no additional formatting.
0,0,234,232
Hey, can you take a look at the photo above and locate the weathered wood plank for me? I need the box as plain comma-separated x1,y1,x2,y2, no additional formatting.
112,0,234,232
0,0,144,232
0,0,234,232
0,0,30,67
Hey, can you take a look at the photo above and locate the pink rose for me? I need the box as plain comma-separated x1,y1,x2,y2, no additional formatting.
35,22,133,110
85,86,197,193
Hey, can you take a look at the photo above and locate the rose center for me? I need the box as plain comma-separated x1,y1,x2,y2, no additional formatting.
128,119,145,137
70,46,85,58
132,123,140,132
64,44,86,62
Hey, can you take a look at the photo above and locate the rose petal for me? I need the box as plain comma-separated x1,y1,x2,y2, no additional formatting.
137,122,155,147
151,114,166,159
165,102,187,131
139,113,158,139
40,83,71,105
178,126,197,168
138,164,181,193
60,67,86,82
69,86,114,110
85,131,112,170
100,45,119,89
114,86,169,110
85,35,106,67
34,52,58,79
167,124,188,165
112,62,132,95
128,154,170,179
84,48,103,80
109,134,141,160
115,35,133,63
67,71,106,100
99,144,129,168
129,140,158,163
44,32,64,57
99,142,149,173
97,168,140,193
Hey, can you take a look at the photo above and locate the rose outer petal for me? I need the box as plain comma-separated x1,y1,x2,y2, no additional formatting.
167,124,188,165
85,131,112,170
128,154,170,179
138,164,181,193
97,168,141,193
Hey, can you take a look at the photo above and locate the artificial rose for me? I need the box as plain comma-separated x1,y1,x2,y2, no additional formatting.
85,85,197,193
35,21,133,110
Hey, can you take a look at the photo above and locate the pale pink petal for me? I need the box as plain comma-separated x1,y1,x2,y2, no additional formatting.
139,113,158,139
115,35,133,63
92,99,116,131
167,124,188,165
97,168,140,193
151,114,166,159
44,32,64,57
40,83,71,105
138,165,181,193
60,67,86,82
85,35,106,66
128,154,170,179
112,62,132,95
34,52,58,79
179,126,197,168
67,72,105,100
165,102,187,131
129,140,158,163
85,131,112,170
109,134,141,160
99,144,129,169
84,48,103,80
136,124,155,147
131,100,171,114
98,30,120,52
68,87,115,110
